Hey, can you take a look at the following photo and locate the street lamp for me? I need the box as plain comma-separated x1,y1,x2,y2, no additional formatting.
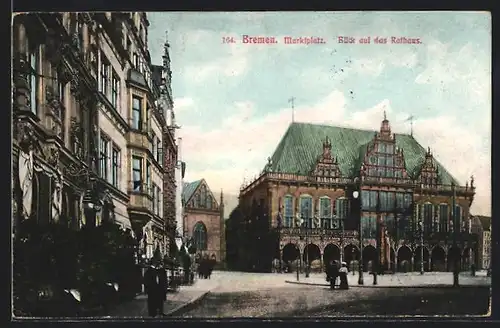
452,182,459,287
353,186,363,285
418,220,424,275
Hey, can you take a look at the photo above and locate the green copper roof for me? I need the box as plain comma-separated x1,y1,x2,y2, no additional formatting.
182,180,202,203
267,122,460,185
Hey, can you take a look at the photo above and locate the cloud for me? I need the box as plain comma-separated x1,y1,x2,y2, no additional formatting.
180,92,490,216
174,97,194,113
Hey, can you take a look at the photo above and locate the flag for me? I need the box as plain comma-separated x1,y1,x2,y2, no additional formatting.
405,115,414,122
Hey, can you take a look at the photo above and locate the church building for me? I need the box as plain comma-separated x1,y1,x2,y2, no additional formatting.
182,179,226,266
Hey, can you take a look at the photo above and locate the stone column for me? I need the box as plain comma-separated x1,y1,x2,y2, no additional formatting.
320,251,324,271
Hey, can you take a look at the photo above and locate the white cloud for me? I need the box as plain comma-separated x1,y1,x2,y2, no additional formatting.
174,97,194,113
179,92,490,216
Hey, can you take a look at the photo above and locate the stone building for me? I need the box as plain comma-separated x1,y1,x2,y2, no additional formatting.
12,13,171,262
471,215,491,270
151,32,178,259
182,179,226,265
234,115,477,273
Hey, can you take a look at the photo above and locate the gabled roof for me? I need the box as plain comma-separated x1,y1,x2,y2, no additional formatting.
182,180,202,204
266,122,459,185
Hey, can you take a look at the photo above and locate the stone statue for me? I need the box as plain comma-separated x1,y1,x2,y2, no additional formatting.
51,178,63,222
18,149,34,219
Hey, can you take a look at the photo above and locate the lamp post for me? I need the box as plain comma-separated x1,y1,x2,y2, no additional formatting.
418,220,424,275
353,184,363,285
296,244,300,282
277,205,283,274
305,204,310,278
452,182,459,287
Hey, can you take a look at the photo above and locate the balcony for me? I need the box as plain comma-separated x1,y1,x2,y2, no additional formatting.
126,130,152,151
280,227,358,238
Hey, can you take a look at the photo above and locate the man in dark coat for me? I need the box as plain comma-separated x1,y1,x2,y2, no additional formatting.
144,259,168,317
326,260,339,290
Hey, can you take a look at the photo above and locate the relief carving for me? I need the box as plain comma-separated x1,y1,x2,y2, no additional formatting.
69,73,82,100
70,117,84,159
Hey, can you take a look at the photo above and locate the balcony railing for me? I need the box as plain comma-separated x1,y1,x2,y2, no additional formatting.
280,227,358,238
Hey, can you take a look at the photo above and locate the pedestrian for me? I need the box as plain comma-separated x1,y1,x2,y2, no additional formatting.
144,259,168,317
470,263,476,277
326,260,338,290
339,262,349,290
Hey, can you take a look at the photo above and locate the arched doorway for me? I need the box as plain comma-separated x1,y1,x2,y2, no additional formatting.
431,246,446,271
344,244,360,273
303,243,321,271
462,247,474,271
397,246,412,273
282,243,300,263
447,247,461,272
362,245,377,272
414,246,430,272
323,243,340,267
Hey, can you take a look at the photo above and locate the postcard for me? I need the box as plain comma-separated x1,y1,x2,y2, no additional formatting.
11,11,491,319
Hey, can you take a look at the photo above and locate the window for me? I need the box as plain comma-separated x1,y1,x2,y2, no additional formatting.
403,193,412,211
206,195,212,209
146,161,151,194
453,205,462,230
379,143,387,153
379,191,388,211
58,81,65,104
193,222,207,251
335,197,348,220
387,144,394,154
99,135,109,180
100,60,109,95
396,193,404,209
156,186,161,215
132,156,142,191
361,216,377,238
28,47,39,114
145,105,150,133
299,196,313,227
132,96,142,130
111,146,120,187
111,75,119,108
439,204,449,233
156,139,162,163
152,134,157,159
283,195,293,228
320,197,332,229
422,203,433,233
133,53,139,68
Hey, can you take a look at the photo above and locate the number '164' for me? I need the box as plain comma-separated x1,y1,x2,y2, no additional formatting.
222,36,236,44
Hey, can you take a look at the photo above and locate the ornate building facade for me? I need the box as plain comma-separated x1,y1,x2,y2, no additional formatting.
234,115,477,273
471,215,491,270
182,179,226,265
12,13,171,263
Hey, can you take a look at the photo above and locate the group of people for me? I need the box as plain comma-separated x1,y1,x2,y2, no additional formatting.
196,255,216,279
325,260,349,290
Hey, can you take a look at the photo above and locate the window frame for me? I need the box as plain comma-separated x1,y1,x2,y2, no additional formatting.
99,134,110,180
132,95,143,130
132,156,143,192
111,145,120,187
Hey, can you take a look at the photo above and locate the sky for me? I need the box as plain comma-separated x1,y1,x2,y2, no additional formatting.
147,12,491,216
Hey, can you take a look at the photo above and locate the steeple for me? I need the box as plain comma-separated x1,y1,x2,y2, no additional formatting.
322,136,332,159
380,111,391,137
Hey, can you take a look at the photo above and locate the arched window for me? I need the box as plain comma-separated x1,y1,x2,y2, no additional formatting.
299,195,313,227
200,186,207,208
195,193,201,208
193,222,207,251
319,197,332,229
283,195,293,227
206,195,212,209
335,197,348,220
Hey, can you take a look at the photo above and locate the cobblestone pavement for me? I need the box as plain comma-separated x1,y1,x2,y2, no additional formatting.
180,285,490,318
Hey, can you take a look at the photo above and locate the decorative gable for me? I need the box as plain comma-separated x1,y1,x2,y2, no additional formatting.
311,136,341,182
360,113,410,180
417,147,440,187
187,179,220,211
